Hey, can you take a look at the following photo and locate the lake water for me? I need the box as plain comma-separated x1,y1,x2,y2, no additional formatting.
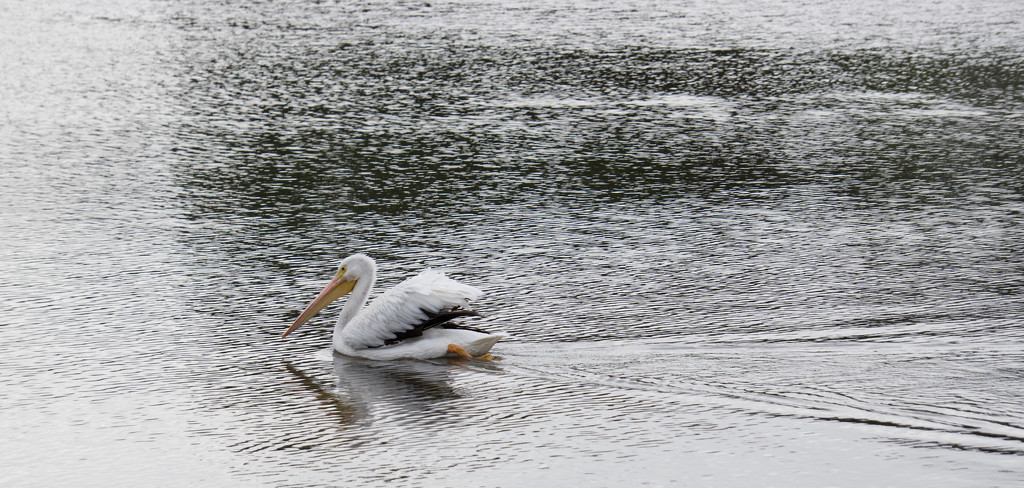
2,0,1023,486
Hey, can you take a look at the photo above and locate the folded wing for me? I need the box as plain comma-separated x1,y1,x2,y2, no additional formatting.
341,269,483,350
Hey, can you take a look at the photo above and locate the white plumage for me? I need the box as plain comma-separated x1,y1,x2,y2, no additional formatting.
281,254,503,360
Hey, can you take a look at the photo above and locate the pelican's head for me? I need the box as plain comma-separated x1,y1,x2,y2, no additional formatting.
338,253,376,281
280,254,376,338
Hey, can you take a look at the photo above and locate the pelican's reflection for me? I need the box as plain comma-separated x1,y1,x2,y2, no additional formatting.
286,353,503,426
283,362,358,425
333,353,463,402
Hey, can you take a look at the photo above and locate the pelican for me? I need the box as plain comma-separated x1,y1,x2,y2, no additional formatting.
281,254,503,360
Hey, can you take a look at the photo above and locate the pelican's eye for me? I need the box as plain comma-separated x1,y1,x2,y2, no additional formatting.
335,265,347,279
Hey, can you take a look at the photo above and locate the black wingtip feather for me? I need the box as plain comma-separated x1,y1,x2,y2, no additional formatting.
371,307,487,348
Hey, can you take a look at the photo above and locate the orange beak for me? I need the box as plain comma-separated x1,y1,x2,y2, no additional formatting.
281,277,357,338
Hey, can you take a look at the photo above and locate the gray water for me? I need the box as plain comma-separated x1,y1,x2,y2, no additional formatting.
2,0,1024,486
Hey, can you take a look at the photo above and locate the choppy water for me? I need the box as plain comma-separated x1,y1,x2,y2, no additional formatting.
2,0,1023,486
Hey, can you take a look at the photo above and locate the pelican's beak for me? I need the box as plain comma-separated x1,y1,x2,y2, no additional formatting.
281,277,357,338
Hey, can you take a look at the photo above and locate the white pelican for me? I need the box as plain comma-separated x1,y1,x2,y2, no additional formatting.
281,254,503,360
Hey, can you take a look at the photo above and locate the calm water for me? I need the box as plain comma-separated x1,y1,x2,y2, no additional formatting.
2,0,1023,486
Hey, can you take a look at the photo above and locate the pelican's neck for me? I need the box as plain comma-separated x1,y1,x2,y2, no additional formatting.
333,265,376,336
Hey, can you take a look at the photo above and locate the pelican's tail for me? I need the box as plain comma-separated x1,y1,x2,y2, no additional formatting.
464,333,505,357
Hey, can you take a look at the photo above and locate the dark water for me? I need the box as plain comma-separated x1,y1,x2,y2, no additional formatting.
3,0,1023,486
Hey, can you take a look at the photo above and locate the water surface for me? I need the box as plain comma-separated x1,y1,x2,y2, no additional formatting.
2,0,1023,486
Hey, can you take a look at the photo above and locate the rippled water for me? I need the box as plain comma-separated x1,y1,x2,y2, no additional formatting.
2,0,1023,486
